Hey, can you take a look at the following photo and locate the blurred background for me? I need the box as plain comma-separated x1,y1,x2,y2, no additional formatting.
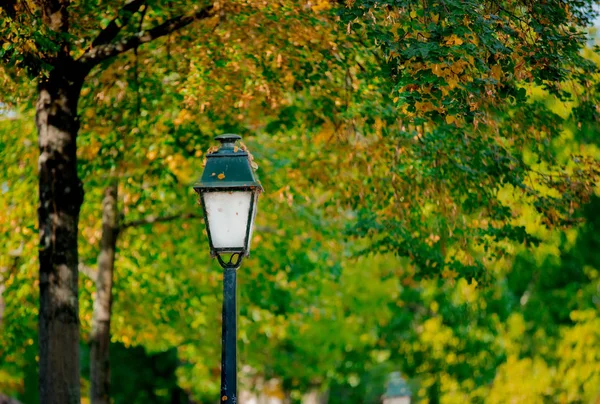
1,1,599,403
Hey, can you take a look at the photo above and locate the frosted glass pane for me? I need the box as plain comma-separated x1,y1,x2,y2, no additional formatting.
246,191,259,253
204,191,252,249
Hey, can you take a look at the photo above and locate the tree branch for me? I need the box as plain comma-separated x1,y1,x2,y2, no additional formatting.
38,0,70,33
91,0,147,48
78,213,202,277
120,211,276,233
121,212,202,229
79,4,214,67
0,4,50,77
0,393,24,404
78,263,98,280
1,245,22,328
0,0,17,18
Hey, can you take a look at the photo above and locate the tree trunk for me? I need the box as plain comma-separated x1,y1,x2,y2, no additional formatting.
37,64,85,404
90,183,119,404
0,247,21,329
302,389,329,404
0,269,6,328
0,393,24,404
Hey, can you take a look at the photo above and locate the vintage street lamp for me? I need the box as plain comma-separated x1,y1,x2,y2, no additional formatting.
193,134,262,404
382,372,412,404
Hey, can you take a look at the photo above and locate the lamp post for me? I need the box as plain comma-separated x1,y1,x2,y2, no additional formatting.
382,372,412,404
193,134,263,404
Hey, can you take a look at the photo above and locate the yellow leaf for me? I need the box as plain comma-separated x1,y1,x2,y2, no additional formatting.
217,173,225,180
491,64,503,80
311,0,331,12
442,269,459,279
410,10,417,18
415,101,435,113
174,109,191,126
431,63,444,77
450,62,465,74
447,75,459,89
446,115,456,124
445,35,463,46
233,146,239,152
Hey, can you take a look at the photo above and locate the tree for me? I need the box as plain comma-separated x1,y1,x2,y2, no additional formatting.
2,0,348,400
309,0,600,280
1,2,215,402
2,0,599,402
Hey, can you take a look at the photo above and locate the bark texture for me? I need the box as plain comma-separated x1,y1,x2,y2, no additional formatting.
28,3,215,402
90,183,119,404
0,393,24,404
37,64,84,404
0,247,22,329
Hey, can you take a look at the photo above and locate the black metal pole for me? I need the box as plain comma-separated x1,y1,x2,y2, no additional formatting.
221,267,237,403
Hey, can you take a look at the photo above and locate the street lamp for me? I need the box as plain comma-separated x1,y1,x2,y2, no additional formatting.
193,134,263,404
382,372,412,404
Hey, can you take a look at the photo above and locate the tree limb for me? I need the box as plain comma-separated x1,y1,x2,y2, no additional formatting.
79,4,214,67
121,212,202,229
0,4,50,77
78,263,98,280
0,393,24,404
91,0,147,48
120,211,275,233
38,0,70,33
0,0,17,18
0,245,22,328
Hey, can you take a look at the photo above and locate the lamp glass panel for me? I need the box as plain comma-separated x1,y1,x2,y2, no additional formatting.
246,191,259,254
203,191,252,249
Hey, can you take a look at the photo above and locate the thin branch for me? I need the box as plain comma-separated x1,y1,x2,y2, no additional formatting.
0,0,17,18
0,44,49,78
121,212,202,229
120,211,277,233
0,6,49,76
91,0,147,48
133,4,147,126
79,5,214,67
0,393,24,404
0,245,22,327
78,263,98,280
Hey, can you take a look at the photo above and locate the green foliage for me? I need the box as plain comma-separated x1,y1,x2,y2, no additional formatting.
80,342,186,404
1,0,599,402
